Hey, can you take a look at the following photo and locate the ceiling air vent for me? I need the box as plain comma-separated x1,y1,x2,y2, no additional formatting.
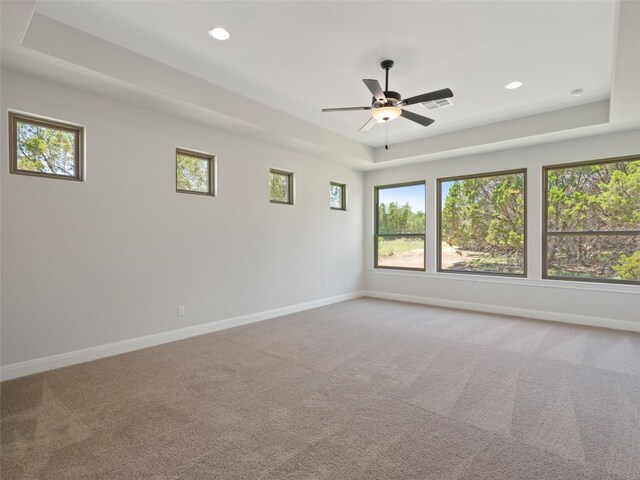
422,98,453,110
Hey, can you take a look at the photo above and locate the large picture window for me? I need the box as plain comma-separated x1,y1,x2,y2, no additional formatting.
9,112,83,181
438,170,526,276
544,157,640,284
374,182,426,270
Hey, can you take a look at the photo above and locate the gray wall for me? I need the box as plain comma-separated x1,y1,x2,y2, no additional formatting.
2,68,638,369
364,129,640,327
0,70,364,366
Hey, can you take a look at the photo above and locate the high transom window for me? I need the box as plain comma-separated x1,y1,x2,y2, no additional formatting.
9,112,83,181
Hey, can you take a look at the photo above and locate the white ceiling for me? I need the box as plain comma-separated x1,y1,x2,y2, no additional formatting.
34,0,616,148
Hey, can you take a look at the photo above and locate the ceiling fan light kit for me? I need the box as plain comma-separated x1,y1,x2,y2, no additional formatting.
322,59,454,134
372,106,402,122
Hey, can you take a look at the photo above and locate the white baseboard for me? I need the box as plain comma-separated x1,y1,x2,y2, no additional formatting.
0,291,364,381
3,289,637,381
363,290,640,333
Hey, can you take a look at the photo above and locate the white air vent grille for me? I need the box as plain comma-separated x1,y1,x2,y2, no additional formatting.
422,98,453,110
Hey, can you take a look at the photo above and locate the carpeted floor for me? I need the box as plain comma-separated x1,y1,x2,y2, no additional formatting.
1,297,639,479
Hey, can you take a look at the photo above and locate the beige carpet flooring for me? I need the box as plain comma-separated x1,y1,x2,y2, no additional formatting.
2,297,640,479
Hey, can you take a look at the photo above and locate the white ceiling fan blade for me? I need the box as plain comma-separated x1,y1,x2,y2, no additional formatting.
359,117,377,132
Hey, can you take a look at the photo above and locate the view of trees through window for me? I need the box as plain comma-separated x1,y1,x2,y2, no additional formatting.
12,114,80,179
12,109,637,285
269,169,292,204
375,182,425,270
439,171,525,275
545,158,640,283
176,150,212,194
330,182,345,210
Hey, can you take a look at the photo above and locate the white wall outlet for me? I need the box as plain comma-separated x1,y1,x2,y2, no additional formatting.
177,305,185,316
473,286,479,296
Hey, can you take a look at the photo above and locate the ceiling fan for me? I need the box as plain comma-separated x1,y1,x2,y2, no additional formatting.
322,60,453,132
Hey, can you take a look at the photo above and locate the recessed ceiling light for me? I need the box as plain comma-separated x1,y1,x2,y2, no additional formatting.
505,81,523,90
571,88,584,97
209,27,230,41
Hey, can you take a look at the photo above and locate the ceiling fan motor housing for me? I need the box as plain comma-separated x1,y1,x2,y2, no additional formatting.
372,90,402,108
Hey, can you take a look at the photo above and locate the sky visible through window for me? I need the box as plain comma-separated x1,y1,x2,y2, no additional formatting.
378,184,425,212
440,182,453,204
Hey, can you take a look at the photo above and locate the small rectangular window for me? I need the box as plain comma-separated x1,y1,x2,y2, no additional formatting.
438,170,526,276
330,182,346,210
374,181,426,270
269,169,293,204
9,112,83,181
176,149,215,196
544,157,640,284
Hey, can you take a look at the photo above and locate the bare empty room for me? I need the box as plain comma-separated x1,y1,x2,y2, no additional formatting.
1,1,639,479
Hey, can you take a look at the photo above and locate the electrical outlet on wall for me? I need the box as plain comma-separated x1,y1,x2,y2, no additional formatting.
177,305,185,316
473,286,479,296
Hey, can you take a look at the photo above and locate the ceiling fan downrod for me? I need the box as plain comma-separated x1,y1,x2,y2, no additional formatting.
381,59,394,93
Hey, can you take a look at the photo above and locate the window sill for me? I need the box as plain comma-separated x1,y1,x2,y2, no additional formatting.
369,268,639,295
